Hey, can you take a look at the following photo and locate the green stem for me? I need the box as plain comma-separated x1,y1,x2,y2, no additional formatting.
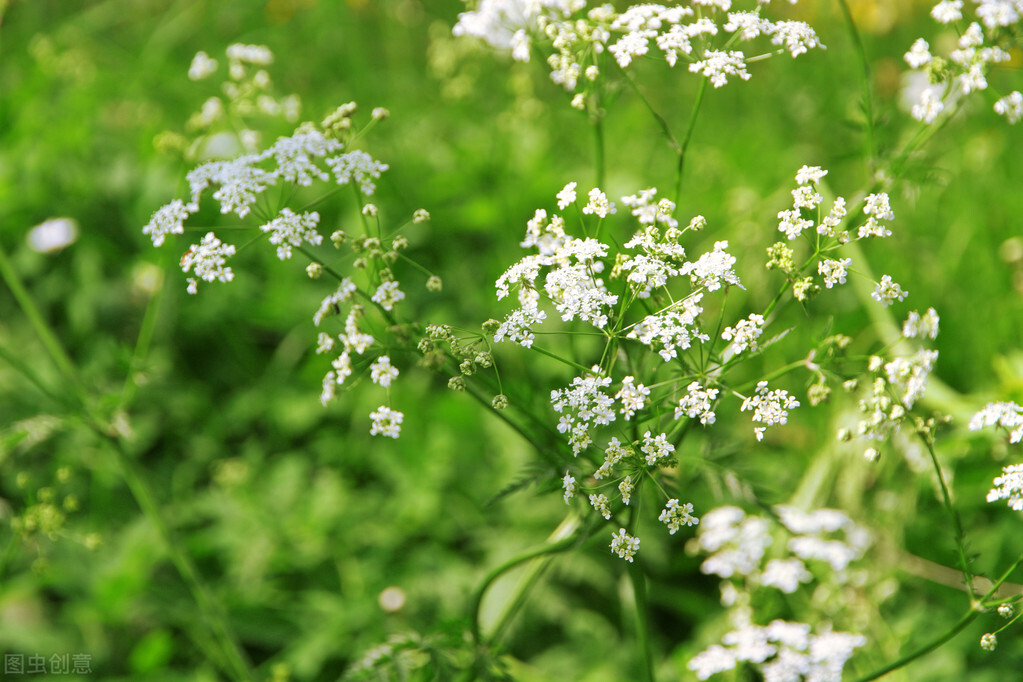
836,0,876,171
918,429,976,600
593,109,606,189
0,241,89,404
629,561,656,682
105,437,255,682
120,254,169,408
0,240,253,681
675,76,709,208
853,551,1023,681
468,513,584,645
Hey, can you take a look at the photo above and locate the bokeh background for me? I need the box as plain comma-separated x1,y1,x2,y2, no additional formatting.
1,0,1022,679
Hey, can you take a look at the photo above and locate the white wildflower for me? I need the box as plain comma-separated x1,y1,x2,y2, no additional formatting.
326,150,390,195
902,308,940,339
371,280,405,311
640,431,675,466
818,258,852,288
369,405,403,438
741,381,799,441
563,472,577,503
180,232,236,292
659,499,699,535
722,314,764,354
871,275,908,306
556,181,577,209
143,199,189,247
970,401,1023,443
582,187,616,218
610,527,640,562
994,91,1023,124
589,493,612,519
616,376,650,420
260,208,322,260
370,355,399,388
188,51,218,80
689,50,750,88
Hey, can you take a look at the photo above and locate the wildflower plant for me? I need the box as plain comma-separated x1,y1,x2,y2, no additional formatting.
5,1,1023,679
143,49,438,439
903,0,1023,125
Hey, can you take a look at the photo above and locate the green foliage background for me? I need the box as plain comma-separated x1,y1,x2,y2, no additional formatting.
1,0,1022,679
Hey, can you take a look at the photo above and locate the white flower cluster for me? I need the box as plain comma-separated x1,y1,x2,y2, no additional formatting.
689,506,868,680
987,464,1023,510
260,208,322,260
903,2,1021,124
550,366,617,455
454,1,824,99
970,401,1023,444
143,123,387,252
722,313,764,355
695,505,869,591
180,232,236,295
688,618,866,682
776,166,847,240
741,381,800,441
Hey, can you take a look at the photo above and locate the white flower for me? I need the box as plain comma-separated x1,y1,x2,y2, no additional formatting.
994,91,1023,124
931,0,963,23
326,150,390,195
143,199,189,247
871,275,908,306
681,241,742,291
760,558,811,593
768,20,823,57
640,430,675,465
818,258,852,288
619,476,634,505
902,308,940,339
371,281,405,311
226,43,273,66
904,38,933,68
741,381,799,441
260,208,322,260
675,381,720,425
795,165,828,185
369,405,403,438
610,527,640,562
262,129,341,186
689,49,750,88
313,278,357,326
186,157,274,218
188,51,218,80
615,376,650,420
912,87,945,124
970,401,1023,443
778,208,813,240
556,181,578,209
494,305,547,348
589,493,612,519
563,472,577,503
659,499,699,535
370,355,399,388
413,208,431,223
582,187,616,218
722,314,764,354
180,232,236,293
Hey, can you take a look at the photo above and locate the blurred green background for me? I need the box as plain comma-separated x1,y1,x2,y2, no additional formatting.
1,0,1022,679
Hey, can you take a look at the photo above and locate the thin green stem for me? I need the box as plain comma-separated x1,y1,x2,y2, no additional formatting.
120,255,169,408
675,76,709,208
919,429,976,600
0,242,89,404
0,240,253,681
629,558,656,682
853,551,1023,681
837,0,876,171
593,109,606,189
468,514,585,644
106,437,254,682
